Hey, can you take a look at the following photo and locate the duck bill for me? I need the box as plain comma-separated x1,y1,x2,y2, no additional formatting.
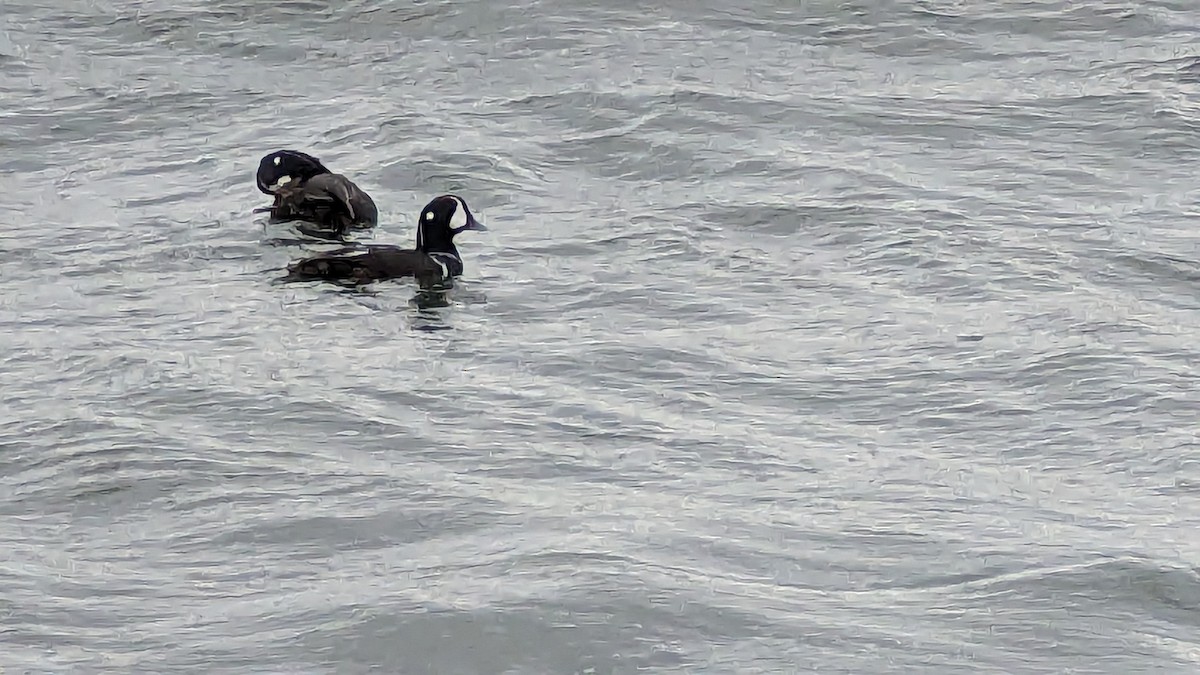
461,213,487,232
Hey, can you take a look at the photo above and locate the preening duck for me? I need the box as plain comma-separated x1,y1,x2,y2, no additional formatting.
255,149,378,235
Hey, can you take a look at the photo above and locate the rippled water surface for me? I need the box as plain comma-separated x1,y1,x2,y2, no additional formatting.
3,0,1200,672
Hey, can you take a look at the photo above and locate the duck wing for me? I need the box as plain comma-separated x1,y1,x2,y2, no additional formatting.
270,173,376,232
285,245,447,283
341,177,378,227
297,174,360,220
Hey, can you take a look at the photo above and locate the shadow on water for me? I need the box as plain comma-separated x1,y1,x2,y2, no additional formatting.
407,281,493,332
256,210,376,248
268,270,475,332
410,285,453,310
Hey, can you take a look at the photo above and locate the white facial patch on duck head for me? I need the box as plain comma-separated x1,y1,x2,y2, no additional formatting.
270,175,293,191
273,156,281,166
425,211,435,221
448,198,468,232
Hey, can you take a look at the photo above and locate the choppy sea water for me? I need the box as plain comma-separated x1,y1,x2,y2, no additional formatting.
3,0,1200,672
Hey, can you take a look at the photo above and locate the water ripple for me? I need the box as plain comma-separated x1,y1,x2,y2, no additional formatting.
3,0,1200,672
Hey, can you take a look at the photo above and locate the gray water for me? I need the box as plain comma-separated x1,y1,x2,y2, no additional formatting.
3,0,1200,672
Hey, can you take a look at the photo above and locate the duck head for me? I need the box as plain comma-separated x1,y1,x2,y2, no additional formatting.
415,194,487,253
256,150,332,195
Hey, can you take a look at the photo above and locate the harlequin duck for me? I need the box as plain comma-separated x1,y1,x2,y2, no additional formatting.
255,150,378,235
285,194,487,285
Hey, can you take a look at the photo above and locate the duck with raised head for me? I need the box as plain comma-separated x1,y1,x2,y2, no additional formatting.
285,194,487,285
255,149,378,235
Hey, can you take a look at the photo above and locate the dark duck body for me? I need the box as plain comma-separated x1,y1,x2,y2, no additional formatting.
285,194,486,285
255,150,378,235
